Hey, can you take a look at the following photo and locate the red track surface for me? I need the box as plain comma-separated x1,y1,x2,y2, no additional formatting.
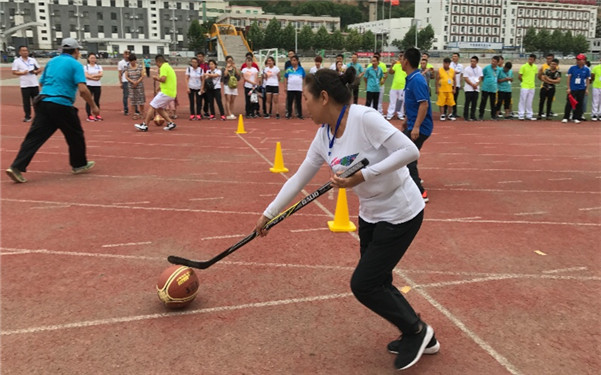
1,73,600,374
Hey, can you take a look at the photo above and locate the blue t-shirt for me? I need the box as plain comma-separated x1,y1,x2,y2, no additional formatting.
497,69,513,93
404,69,433,136
481,64,498,92
567,65,591,91
346,62,364,76
40,53,86,106
364,66,383,93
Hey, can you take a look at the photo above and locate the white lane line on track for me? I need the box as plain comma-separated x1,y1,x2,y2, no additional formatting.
4,198,600,227
443,183,470,187
101,242,152,248
30,205,72,209
497,180,522,184
289,227,330,233
189,197,224,201
513,211,547,216
0,292,355,337
112,201,150,205
547,178,572,181
200,234,247,240
542,267,588,274
579,206,601,211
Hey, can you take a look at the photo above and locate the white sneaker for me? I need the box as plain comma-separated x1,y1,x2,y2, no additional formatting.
399,116,405,120
561,119,568,123
448,115,457,121
573,119,581,124
592,116,598,121
529,117,537,121
440,114,446,121
227,114,236,120
134,123,148,132
386,116,393,121
163,122,177,131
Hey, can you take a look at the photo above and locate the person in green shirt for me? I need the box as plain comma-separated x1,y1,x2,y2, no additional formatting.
590,58,601,120
518,54,538,120
367,52,388,114
134,54,178,132
346,53,365,104
387,52,407,120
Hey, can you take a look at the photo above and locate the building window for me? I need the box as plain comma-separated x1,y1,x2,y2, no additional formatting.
98,25,104,32
112,25,118,33
111,12,117,20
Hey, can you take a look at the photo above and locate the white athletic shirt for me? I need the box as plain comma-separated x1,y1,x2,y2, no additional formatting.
186,66,203,90
118,59,129,82
450,61,463,88
84,64,103,87
242,67,259,89
263,66,280,87
463,65,483,92
12,56,40,88
263,105,424,224
309,66,320,74
207,68,222,90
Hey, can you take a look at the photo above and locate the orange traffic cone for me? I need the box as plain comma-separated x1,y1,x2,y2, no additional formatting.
327,188,356,232
236,114,246,134
269,142,289,173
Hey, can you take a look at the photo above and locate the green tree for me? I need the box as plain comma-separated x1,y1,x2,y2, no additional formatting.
522,27,538,53
314,26,331,49
280,23,296,50
345,29,363,52
417,24,435,51
297,25,314,50
572,34,590,55
536,29,552,54
397,25,417,50
263,18,281,48
331,30,345,51
187,19,205,52
551,29,563,53
246,21,264,51
561,30,574,56
362,30,375,51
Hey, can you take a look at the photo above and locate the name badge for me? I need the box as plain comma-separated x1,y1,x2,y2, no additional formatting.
448,79,452,84
575,77,581,85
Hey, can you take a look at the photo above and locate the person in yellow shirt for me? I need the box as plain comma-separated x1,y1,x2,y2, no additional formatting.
134,54,178,131
387,52,407,120
435,57,456,121
537,53,559,118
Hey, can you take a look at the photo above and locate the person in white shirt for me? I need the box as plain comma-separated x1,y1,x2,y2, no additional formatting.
462,56,483,121
254,67,438,372
84,53,103,121
204,59,226,120
241,54,260,118
329,54,345,72
185,57,204,121
263,56,281,119
12,46,42,122
309,55,323,74
449,52,463,119
117,50,134,115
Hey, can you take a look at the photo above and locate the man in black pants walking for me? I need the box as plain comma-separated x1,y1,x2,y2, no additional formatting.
6,38,98,184
12,46,42,122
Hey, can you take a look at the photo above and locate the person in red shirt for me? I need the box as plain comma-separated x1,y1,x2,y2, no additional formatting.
240,52,260,70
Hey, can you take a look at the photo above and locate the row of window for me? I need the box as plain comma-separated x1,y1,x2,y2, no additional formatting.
451,6,502,14
451,0,502,5
451,26,500,34
517,7,590,19
451,16,501,25
448,35,502,43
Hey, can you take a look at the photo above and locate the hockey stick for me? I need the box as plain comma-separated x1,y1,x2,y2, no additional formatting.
167,158,369,269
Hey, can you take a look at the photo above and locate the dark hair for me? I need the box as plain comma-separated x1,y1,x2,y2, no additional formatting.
190,57,199,65
529,54,537,59
443,57,451,63
245,52,253,58
288,49,296,53
291,55,299,62
336,54,344,58
374,52,381,58
452,52,460,57
305,67,355,105
208,59,217,66
404,48,421,69
86,52,97,63
504,62,512,70
546,53,555,58
18,45,28,51
128,53,137,61
551,58,559,64
586,60,591,67
225,55,233,61
314,55,323,63
423,52,430,57
491,55,500,62
498,55,504,60
371,55,380,62
196,52,205,57
471,56,479,62
63,48,77,55
266,56,275,64
155,54,165,63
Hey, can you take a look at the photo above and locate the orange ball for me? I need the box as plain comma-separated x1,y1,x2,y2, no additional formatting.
156,265,199,309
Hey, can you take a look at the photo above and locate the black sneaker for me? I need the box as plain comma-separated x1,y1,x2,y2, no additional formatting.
297,115,304,120
387,332,440,355
276,114,280,119
163,122,176,131
23,117,32,122
393,323,434,370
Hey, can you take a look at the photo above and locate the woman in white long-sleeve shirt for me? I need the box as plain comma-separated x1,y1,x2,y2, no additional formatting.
254,67,439,371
